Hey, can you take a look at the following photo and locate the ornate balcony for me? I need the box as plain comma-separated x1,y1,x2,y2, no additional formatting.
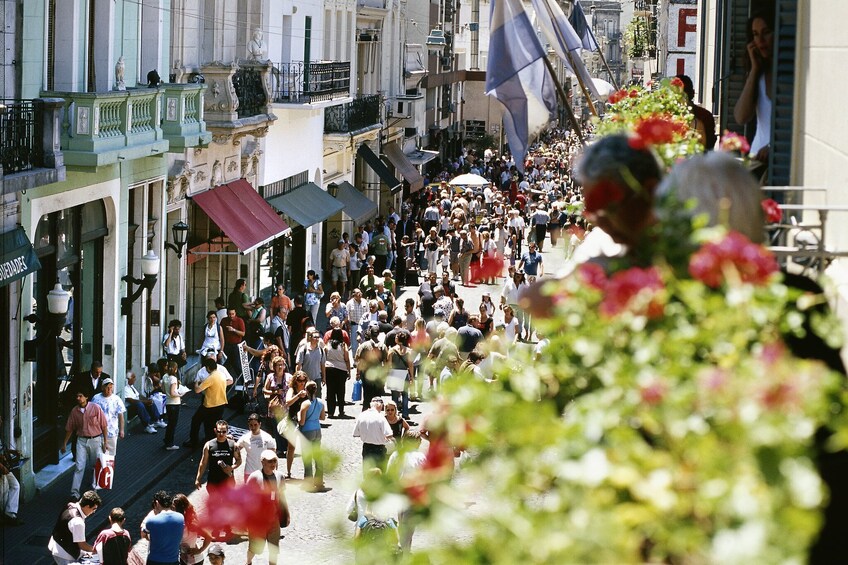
0,98,66,194
42,88,169,167
272,61,351,105
324,95,381,134
160,84,212,151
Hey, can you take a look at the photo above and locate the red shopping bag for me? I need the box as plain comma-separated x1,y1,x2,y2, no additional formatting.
94,453,115,489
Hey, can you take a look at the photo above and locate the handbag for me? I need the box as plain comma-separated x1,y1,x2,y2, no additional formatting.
386,369,407,392
352,379,362,401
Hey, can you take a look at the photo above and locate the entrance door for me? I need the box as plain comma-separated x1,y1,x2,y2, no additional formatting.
31,202,106,471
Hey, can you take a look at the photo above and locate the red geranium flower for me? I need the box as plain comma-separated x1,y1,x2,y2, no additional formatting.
628,115,689,150
609,89,631,104
761,198,782,224
599,266,665,318
422,437,456,474
688,231,778,288
582,180,625,215
670,77,685,89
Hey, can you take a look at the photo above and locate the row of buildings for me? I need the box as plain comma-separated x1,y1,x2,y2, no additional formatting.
0,0,516,497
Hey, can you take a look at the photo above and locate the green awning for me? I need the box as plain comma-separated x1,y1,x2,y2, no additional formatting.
266,182,344,228
335,181,378,226
0,227,41,288
357,144,402,194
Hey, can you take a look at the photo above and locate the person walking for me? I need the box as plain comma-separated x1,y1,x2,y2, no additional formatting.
303,270,324,326
237,413,277,477
193,357,230,443
346,288,369,356
61,390,108,499
90,378,125,456
324,328,351,418
353,397,393,472
245,450,291,565
298,381,327,491
141,490,185,565
195,420,242,492
295,329,326,398
284,373,309,478
162,361,184,450
162,320,187,372
355,323,388,408
48,490,102,565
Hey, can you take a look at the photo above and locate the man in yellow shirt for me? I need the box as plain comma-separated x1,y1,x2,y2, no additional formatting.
194,357,230,443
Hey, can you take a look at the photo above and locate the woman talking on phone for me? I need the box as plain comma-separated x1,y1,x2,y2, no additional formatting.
733,9,774,169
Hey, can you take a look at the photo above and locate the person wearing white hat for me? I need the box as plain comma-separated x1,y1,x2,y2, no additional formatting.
91,378,125,456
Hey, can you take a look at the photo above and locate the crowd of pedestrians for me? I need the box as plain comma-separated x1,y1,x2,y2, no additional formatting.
37,128,589,562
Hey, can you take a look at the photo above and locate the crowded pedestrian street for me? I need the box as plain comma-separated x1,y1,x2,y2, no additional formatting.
4,1,848,564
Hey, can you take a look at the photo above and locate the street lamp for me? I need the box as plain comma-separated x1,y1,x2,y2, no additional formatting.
121,250,160,315
23,282,71,362
426,28,447,53
164,220,189,258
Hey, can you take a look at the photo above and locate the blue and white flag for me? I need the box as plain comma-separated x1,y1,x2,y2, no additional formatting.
530,0,600,98
568,0,599,52
486,0,557,172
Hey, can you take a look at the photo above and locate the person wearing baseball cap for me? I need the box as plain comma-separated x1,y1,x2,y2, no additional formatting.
91,376,125,457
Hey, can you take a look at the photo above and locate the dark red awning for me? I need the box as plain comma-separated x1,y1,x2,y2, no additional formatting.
192,179,289,255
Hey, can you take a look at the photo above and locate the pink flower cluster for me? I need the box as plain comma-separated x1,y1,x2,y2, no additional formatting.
719,130,751,154
761,198,782,224
577,264,666,318
688,231,778,288
628,115,689,150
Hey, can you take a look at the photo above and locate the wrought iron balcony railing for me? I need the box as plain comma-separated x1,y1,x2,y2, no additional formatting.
272,61,351,104
324,95,381,133
0,100,41,174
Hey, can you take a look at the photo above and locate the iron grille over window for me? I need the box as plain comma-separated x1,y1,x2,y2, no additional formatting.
0,100,40,175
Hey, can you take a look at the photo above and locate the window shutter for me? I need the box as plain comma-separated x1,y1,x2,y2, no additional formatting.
47,0,56,90
768,0,797,186
717,0,750,136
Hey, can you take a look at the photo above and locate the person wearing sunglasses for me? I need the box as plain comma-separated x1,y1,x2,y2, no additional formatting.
194,420,241,491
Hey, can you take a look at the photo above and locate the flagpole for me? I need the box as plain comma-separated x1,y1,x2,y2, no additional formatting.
536,0,598,117
586,25,620,90
541,54,586,146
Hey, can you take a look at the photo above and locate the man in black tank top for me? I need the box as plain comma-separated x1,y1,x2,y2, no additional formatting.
194,420,242,490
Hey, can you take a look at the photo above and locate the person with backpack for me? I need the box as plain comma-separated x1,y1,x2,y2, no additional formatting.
93,507,131,565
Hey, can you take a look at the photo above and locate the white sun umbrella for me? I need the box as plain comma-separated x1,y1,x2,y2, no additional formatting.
592,78,616,101
449,173,490,187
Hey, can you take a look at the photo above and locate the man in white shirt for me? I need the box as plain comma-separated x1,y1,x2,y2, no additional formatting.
236,413,277,477
352,397,393,471
48,491,101,565
91,378,126,455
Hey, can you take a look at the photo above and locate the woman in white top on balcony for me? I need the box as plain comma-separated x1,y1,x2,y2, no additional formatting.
733,9,774,166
